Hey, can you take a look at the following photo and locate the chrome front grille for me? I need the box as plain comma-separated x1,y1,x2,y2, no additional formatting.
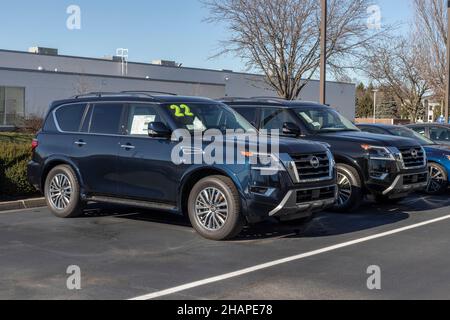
290,152,332,182
399,147,426,169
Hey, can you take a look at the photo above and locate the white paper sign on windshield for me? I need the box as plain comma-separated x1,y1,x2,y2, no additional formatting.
131,115,156,135
299,112,321,129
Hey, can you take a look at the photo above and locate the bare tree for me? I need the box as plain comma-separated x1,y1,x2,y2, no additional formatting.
413,0,447,102
203,0,390,100
367,38,429,122
73,76,92,95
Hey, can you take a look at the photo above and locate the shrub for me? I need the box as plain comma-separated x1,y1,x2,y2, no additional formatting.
0,134,37,200
17,116,44,135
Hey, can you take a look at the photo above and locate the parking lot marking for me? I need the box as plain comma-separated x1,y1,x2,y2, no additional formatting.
129,214,450,300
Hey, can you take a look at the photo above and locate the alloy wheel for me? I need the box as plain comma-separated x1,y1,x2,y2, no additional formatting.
337,172,352,206
195,187,229,231
427,164,447,193
49,173,73,210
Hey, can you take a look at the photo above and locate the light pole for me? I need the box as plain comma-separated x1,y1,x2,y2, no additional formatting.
320,0,327,105
446,0,450,123
372,89,379,124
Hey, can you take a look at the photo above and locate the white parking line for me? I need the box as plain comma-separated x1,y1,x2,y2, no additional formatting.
129,214,450,300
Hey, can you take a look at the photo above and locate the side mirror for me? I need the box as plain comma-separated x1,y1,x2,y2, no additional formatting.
148,122,172,138
283,122,301,136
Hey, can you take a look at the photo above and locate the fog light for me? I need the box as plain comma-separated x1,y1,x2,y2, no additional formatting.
250,187,269,195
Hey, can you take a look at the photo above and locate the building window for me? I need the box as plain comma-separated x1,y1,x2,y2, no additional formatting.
0,86,25,126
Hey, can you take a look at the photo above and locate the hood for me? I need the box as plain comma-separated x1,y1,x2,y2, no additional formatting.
188,134,328,155
424,144,450,154
317,131,421,148
233,135,327,155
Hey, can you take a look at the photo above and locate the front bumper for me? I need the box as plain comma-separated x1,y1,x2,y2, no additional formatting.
365,153,429,198
382,171,429,198
268,185,337,221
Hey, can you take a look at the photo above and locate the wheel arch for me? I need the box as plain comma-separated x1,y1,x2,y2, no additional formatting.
177,167,247,217
333,154,365,186
428,160,449,180
41,156,85,193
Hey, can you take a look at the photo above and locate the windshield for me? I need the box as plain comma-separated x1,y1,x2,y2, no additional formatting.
294,107,359,133
164,103,255,133
388,127,435,146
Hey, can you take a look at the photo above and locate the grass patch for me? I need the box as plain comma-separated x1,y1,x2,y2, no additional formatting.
0,132,34,144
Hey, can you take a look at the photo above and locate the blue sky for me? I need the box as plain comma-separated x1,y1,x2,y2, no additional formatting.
0,0,413,72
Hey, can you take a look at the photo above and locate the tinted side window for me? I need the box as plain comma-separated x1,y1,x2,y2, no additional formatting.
43,113,58,132
430,127,450,141
411,127,426,136
233,107,258,126
89,103,123,135
55,104,87,132
260,108,297,130
127,104,167,136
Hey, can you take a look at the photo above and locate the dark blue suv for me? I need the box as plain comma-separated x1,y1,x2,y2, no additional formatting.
28,92,337,240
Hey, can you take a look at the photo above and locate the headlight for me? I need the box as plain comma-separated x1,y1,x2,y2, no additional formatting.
446,155,450,161
361,144,398,161
240,151,286,174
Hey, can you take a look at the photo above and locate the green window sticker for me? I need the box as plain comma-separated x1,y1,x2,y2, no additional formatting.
170,104,195,117
180,104,194,117
170,105,185,117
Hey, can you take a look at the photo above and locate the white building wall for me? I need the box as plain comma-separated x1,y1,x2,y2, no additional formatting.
0,69,226,117
0,49,356,120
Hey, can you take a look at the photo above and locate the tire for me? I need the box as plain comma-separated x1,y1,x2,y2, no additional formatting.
332,164,363,213
426,163,448,195
188,175,244,241
44,165,84,218
374,195,404,205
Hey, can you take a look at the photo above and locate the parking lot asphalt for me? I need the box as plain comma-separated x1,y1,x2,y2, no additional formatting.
0,194,450,300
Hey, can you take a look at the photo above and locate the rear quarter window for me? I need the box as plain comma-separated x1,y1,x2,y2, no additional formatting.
55,103,87,132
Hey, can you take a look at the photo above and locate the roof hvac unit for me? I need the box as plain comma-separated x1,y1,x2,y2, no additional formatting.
29,47,59,56
152,60,179,67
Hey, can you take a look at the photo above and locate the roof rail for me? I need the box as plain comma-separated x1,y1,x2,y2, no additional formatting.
72,92,123,99
250,96,287,100
218,97,252,101
71,90,177,100
219,96,287,103
121,90,178,96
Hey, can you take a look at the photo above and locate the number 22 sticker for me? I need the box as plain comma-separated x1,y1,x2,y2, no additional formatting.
170,104,194,117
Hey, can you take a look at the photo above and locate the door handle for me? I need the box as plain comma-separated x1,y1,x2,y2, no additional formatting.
121,144,136,150
75,141,87,146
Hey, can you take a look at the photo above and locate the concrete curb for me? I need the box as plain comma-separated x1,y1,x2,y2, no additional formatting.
0,198,46,212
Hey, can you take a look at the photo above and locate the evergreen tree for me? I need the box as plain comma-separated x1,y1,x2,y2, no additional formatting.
355,83,374,118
